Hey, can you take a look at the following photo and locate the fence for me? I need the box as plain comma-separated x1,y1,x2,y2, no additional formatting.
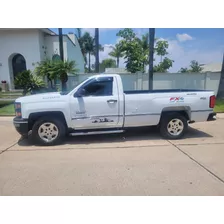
67,72,221,96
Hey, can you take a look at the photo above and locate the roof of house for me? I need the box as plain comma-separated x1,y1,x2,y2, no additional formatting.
105,68,130,73
201,63,223,72
0,28,56,35
41,28,56,35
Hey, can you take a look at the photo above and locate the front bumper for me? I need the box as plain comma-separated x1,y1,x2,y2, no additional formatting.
207,112,216,121
13,117,29,136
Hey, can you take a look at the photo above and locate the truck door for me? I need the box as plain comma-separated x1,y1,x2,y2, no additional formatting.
70,76,120,130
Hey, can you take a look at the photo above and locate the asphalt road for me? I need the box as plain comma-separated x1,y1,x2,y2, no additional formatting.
0,115,224,195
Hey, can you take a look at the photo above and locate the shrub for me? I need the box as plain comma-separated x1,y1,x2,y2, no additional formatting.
14,70,45,96
35,59,79,91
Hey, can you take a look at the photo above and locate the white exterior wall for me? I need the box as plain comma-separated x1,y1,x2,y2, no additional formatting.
38,30,48,61
45,35,84,73
0,29,42,89
67,72,221,96
67,34,85,73
45,35,68,60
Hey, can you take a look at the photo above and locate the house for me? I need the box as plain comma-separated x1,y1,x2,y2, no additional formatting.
200,57,224,98
0,28,85,90
105,68,130,73
201,63,223,73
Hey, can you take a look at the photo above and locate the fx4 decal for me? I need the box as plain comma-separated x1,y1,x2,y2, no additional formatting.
170,97,184,102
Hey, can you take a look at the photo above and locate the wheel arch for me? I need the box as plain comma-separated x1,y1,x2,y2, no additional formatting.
28,111,68,131
160,106,191,123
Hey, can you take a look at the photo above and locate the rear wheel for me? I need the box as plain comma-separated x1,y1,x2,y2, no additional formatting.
32,117,66,146
159,113,188,139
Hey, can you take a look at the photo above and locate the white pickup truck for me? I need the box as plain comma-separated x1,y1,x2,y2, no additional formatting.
13,74,216,146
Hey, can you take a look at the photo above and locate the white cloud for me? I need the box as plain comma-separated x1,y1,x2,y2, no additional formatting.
164,39,223,72
176,33,194,42
134,28,148,38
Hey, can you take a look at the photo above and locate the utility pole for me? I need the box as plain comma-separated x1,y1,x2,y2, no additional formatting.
149,28,155,90
95,28,99,73
58,28,67,91
58,28,64,61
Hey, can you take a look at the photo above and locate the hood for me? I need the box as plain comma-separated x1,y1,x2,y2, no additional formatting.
15,92,66,103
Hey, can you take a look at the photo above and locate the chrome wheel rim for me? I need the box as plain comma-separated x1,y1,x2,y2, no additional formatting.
38,122,59,143
167,119,184,136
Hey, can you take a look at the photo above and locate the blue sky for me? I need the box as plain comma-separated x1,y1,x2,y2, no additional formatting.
50,28,224,72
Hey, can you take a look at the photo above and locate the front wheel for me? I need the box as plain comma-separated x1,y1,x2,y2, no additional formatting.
159,113,188,140
32,117,66,146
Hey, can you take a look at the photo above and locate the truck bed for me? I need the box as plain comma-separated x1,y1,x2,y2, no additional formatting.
124,89,212,94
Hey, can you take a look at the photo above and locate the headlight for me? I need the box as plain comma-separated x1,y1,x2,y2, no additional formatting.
14,102,22,118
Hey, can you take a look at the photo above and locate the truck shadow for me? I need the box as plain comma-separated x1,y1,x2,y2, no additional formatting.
18,126,213,147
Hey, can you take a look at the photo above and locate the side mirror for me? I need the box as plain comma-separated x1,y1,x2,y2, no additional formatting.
75,88,86,97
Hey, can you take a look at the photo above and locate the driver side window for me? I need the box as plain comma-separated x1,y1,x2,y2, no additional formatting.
78,77,113,97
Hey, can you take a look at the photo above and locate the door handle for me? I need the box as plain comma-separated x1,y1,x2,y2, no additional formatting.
107,99,117,103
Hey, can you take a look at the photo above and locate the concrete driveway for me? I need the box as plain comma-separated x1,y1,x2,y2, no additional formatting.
0,115,224,196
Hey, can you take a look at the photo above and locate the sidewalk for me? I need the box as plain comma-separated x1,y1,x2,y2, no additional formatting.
217,113,224,119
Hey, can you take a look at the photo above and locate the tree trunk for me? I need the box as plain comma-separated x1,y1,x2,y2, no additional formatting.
50,80,53,88
61,82,67,91
88,52,91,73
60,72,68,92
160,55,162,63
117,57,119,68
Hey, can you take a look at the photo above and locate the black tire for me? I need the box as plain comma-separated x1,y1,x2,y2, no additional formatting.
159,112,188,140
21,134,28,139
31,116,66,146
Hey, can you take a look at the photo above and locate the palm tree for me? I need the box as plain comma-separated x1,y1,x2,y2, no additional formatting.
53,60,79,86
76,28,82,39
77,31,104,73
91,44,104,58
35,59,79,91
80,32,94,73
76,29,88,69
109,43,124,68
35,59,55,88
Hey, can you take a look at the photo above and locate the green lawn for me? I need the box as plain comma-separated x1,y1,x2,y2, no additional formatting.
214,99,224,113
0,92,23,99
0,100,14,107
0,103,15,116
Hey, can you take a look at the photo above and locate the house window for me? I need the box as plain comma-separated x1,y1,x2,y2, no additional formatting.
12,54,27,89
52,54,61,61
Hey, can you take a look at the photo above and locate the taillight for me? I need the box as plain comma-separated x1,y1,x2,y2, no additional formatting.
209,95,216,108
14,102,22,118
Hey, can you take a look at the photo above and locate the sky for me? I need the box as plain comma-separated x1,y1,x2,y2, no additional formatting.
50,28,224,72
